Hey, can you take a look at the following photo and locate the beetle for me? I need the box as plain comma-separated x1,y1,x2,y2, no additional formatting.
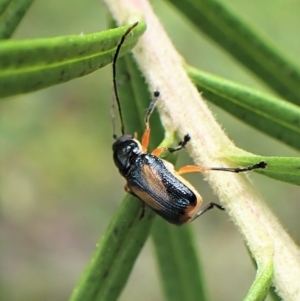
111,22,267,225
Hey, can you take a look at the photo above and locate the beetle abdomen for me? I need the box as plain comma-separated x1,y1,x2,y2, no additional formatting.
127,154,198,225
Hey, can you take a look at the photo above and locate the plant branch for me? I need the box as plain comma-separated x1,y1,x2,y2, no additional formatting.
103,0,300,299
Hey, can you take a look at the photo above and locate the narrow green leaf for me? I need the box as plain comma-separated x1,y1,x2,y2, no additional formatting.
0,0,11,15
152,220,207,301
69,195,155,301
166,0,300,105
247,249,278,301
150,141,207,301
0,22,146,98
70,27,163,300
243,260,273,301
228,153,300,186
187,66,300,151
0,0,34,39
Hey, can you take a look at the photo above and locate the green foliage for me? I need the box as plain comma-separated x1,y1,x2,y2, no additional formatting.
69,38,159,301
0,0,33,39
187,66,300,151
152,220,207,301
0,22,145,97
166,0,300,105
69,194,155,301
1,1,299,301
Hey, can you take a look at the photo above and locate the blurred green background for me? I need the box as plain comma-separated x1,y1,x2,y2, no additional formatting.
1,1,299,300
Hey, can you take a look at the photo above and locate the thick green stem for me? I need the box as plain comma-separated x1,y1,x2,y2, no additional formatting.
104,0,300,300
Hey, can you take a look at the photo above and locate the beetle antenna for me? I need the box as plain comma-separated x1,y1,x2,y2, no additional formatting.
111,92,117,140
112,21,139,138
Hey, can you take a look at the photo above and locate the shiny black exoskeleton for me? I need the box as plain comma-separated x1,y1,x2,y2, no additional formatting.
113,136,199,225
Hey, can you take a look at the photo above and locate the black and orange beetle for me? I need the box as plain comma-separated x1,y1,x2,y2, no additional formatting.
111,22,267,225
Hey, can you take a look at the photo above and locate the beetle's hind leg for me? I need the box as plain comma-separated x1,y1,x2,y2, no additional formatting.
177,161,266,221
177,161,267,175
141,91,160,152
190,202,225,222
152,134,191,157
210,161,267,172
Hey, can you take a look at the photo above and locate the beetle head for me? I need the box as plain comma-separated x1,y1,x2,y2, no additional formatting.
112,135,141,176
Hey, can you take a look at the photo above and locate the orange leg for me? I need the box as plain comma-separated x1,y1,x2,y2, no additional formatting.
177,161,267,175
141,91,160,152
177,165,209,175
151,147,169,157
141,126,150,152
